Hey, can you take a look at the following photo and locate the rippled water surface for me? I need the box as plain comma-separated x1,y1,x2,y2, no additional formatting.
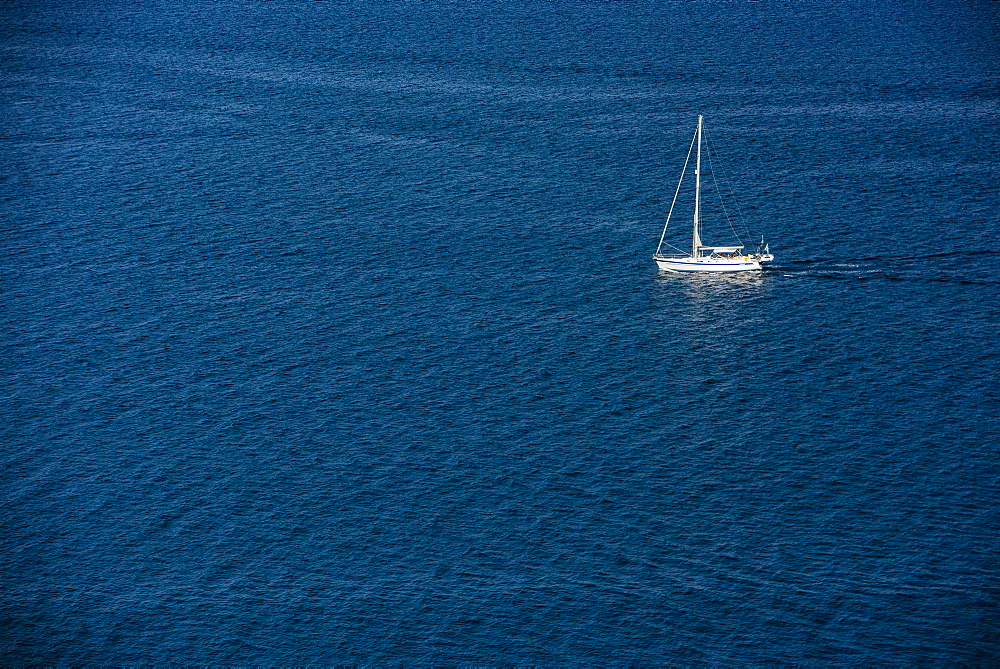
2,0,999,664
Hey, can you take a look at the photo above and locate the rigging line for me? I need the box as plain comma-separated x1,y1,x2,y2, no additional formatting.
655,127,698,256
705,128,753,242
703,129,743,246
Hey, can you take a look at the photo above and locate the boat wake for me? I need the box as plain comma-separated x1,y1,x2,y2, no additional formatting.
770,252,1000,285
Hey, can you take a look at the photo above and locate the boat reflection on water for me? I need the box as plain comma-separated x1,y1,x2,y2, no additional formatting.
652,270,773,332
654,268,769,296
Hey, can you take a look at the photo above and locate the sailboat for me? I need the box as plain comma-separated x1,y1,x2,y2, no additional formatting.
653,115,774,273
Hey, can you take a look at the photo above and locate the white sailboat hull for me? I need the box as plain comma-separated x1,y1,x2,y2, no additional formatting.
654,255,770,273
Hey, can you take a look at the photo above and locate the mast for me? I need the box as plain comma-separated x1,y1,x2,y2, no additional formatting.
692,115,703,257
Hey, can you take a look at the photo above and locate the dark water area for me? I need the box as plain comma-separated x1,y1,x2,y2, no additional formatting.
2,0,999,664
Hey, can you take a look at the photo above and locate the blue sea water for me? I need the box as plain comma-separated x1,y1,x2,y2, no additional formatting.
2,0,999,664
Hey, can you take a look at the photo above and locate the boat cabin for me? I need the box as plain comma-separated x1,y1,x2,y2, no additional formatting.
700,245,745,259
